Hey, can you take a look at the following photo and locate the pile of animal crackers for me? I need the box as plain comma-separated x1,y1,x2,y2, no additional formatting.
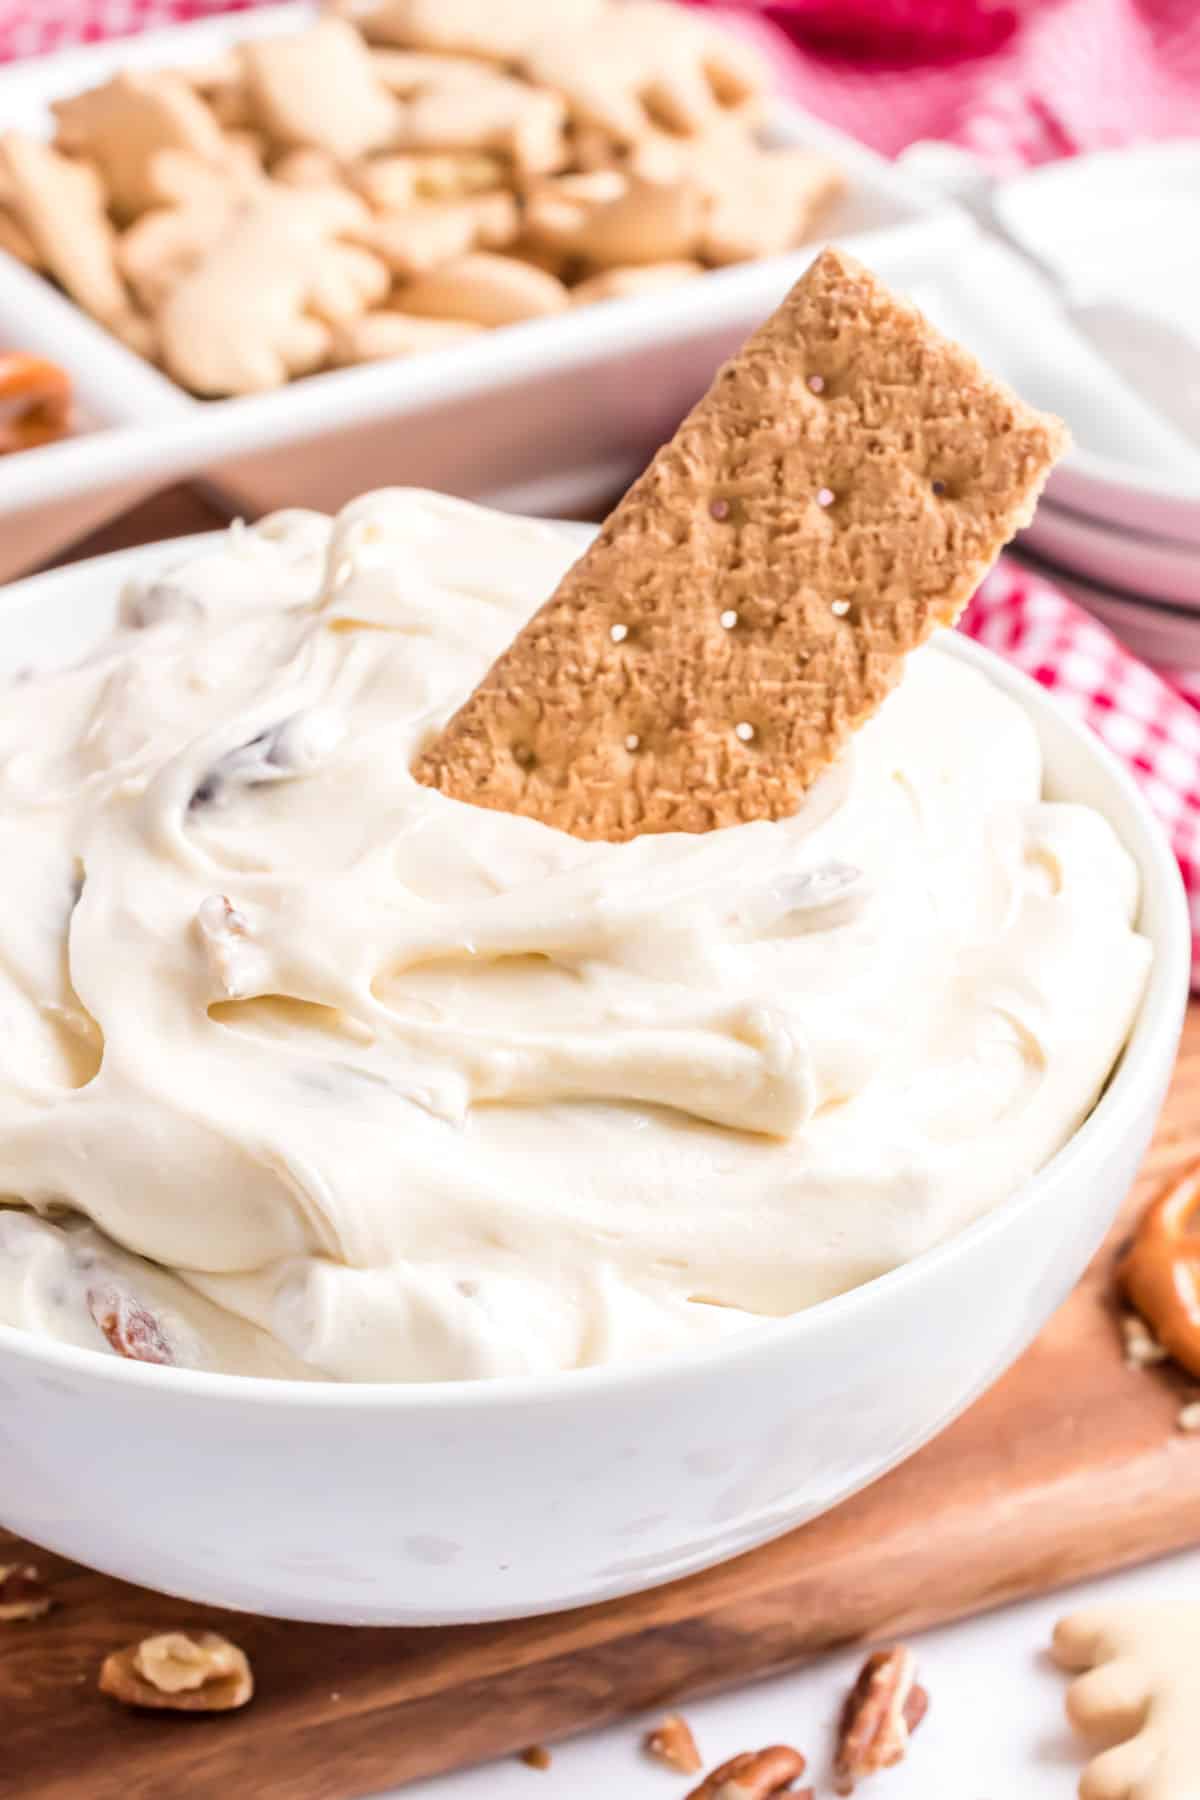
0,0,844,398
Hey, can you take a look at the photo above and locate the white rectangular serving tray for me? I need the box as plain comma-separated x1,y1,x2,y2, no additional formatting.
0,1,972,579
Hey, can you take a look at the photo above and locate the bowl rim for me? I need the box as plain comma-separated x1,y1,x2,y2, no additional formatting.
0,537,1189,1409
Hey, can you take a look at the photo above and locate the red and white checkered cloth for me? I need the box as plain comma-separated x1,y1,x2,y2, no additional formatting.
701,0,1200,170
0,2,257,60
965,563,1200,979
2,0,1197,976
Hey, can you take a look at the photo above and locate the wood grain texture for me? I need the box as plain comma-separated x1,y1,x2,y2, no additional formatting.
5,1006,1199,1799
41,484,235,563
4,491,1198,1797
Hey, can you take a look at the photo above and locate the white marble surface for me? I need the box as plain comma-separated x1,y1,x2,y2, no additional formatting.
383,1545,1200,1799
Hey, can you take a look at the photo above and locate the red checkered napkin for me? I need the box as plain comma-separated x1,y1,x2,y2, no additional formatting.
0,2,258,60
693,0,1200,171
962,562,1200,984
8,0,1198,174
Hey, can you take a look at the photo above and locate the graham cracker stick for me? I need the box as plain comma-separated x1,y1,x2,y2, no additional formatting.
415,246,1068,840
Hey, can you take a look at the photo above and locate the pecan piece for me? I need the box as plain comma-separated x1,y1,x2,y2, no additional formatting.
86,1289,174,1365
685,1744,807,1799
833,1646,927,1794
0,1563,53,1622
99,1630,253,1711
645,1712,703,1775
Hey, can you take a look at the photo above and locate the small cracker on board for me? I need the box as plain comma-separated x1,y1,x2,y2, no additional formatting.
1053,1603,1200,1800
414,245,1067,842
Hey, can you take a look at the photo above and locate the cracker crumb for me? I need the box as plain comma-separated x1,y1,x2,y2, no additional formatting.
644,1712,703,1774
0,1563,53,1622
520,1745,552,1771
1121,1310,1168,1367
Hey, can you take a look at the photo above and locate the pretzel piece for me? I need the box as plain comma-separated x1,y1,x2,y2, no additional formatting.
0,352,72,454
1117,1160,1200,1378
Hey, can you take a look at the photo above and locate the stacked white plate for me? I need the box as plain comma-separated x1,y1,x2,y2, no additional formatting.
903,141,1200,672
1016,499,1200,676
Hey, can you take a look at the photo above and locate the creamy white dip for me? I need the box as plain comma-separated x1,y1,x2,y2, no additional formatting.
0,491,1150,1380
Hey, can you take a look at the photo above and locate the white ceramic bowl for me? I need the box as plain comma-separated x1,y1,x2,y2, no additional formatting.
0,537,1188,1625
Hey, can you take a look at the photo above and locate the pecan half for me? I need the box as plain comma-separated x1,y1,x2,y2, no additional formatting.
833,1646,928,1794
685,1744,807,1799
86,1289,174,1365
645,1713,703,1775
99,1630,253,1711
0,1563,53,1622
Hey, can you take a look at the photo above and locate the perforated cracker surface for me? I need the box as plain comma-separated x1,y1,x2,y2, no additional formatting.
414,247,1067,840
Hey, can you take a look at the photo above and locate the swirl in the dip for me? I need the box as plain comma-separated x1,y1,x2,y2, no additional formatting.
0,491,1150,1380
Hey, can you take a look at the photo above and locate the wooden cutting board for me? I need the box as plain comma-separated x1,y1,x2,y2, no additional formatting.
5,493,1200,1799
